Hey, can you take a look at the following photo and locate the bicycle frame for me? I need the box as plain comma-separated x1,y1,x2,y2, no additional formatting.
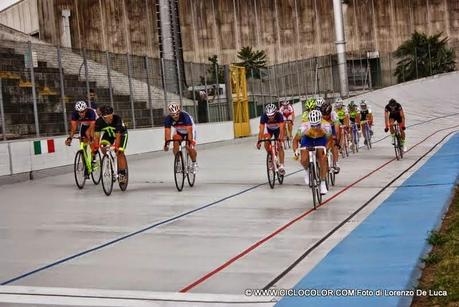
79,141,93,173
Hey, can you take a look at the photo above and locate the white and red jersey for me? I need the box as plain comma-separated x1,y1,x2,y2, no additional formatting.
279,104,295,121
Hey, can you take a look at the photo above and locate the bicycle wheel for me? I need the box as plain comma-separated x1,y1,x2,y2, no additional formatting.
328,152,336,186
398,135,404,159
186,153,196,187
101,154,114,196
91,150,102,185
74,150,86,189
267,152,276,189
118,162,128,191
394,135,400,160
174,151,185,191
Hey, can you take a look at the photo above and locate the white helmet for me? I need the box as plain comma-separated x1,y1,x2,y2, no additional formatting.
74,101,87,112
316,97,325,108
265,103,277,116
308,109,322,125
168,103,180,114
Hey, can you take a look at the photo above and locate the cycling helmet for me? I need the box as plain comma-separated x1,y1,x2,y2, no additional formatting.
320,101,332,116
389,98,398,105
348,100,357,110
265,103,277,116
308,110,322,125
316,97,325,108
335,101,344,109
360,100,368,111
74,100,87,112
100,105,114,116
335,97,343,104
168,103,180,114
304,98,317,112
281,99,289,106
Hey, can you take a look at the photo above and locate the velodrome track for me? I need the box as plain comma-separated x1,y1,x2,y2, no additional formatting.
1,72,459,306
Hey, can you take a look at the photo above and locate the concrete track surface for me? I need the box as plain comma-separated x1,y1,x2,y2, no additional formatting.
1,72,459,306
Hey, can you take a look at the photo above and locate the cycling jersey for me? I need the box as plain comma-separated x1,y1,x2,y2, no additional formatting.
71,109,96,125
335,108,348,121
95,115,128,150
299,120,332,148
164,111,195,136
260,112,284,131
279,105,294,120
349,109,359,123
385,102,403,122
360,109,372,122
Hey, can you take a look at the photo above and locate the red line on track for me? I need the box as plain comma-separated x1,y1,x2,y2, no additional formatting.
179,125,459,293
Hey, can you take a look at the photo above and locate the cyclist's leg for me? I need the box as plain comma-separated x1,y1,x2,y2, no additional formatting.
172,133,183,155
264,131,273,152
273,130,284,165
300,136,310,169
117,134,128,171
316,137,328,180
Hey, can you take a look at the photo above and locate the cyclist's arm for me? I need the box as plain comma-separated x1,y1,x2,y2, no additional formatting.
257,124,265,141
114,132,121,149
164,127,172,143
186,126,194,142
384,111,390,128
68,121,78,138
279,122,285,140
400,110,406,127
86,121,95,141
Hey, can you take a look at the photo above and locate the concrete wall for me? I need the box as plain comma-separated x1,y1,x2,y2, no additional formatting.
1,121,235,176
0,0,39,35
181,0,459,64
36,0,160,57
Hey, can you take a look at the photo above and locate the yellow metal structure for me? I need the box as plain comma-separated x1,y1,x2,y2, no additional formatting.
230,65,250,138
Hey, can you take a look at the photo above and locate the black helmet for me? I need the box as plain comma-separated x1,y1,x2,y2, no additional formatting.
389,98,397,105
100,105,114,116
320,101,332,115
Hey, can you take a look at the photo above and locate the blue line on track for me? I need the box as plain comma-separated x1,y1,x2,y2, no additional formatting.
277,133,459,307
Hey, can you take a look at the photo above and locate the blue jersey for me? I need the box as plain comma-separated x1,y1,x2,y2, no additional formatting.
260,112,284,131
164,111,194,135
71,109,96,126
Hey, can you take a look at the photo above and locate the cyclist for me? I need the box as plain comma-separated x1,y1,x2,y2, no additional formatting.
293,98,317,159
279,99,295,140
257,103,285,175
65,100,96,145
334,100,349,150
163,103,198,173
384,98,407,151
315,96,325,110
321,101,340,173
299,110,331,195
348,101,361,150
359,100,374,145
93,105,128,183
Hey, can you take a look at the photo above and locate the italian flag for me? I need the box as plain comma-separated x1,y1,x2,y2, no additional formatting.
33,139,55,155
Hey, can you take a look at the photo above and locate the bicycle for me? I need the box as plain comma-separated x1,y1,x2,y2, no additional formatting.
71,137,101,189
258,138,284,189
339,125,350,158
361,120,372,150
300,145,326,209
391,123,404,160
100,142,129,196
283,120,293,149
165,138,196,192
350,122,360,154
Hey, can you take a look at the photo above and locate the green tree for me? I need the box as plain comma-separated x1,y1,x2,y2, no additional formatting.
200,55,224,84
394,32,456,83
236,46,268,78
